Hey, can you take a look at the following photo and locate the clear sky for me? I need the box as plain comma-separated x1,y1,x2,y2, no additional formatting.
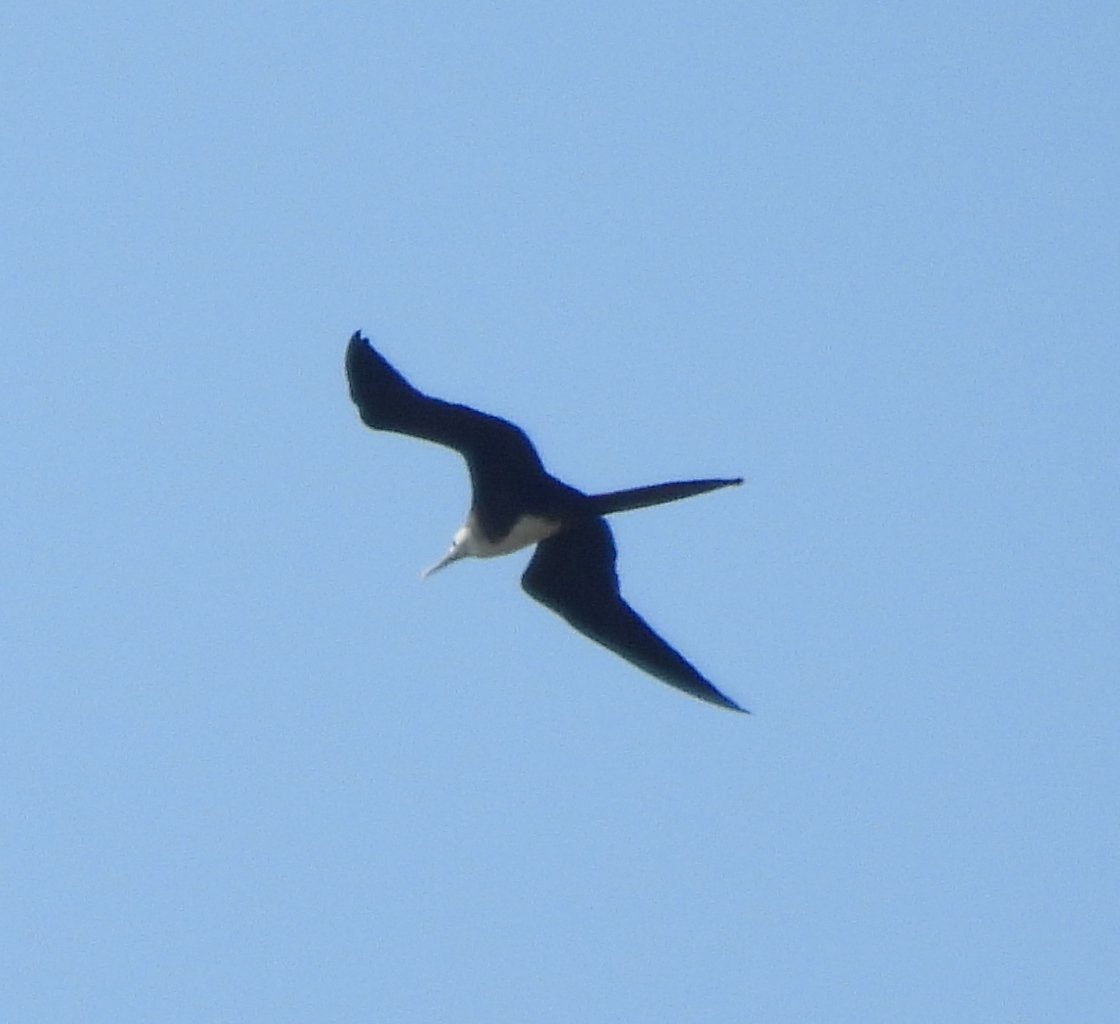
3,3,1117,1021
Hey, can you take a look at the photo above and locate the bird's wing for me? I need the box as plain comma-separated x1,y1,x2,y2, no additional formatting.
346,333,549,531
521,519,745,711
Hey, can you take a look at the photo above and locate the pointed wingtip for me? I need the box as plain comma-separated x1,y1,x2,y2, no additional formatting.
685,670,746,713
714,693,750,714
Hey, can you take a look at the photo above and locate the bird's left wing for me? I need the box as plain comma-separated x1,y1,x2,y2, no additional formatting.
345,333,543,472
346,332,551,532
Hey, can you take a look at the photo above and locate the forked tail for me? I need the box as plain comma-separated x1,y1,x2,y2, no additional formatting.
589,477,742,516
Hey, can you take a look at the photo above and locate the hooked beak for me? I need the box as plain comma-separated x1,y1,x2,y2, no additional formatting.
420,545,467,580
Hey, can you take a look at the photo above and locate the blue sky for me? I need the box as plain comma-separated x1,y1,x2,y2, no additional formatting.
3,3,1118,1021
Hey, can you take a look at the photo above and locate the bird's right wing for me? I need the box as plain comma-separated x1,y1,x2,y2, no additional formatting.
521,519,745,712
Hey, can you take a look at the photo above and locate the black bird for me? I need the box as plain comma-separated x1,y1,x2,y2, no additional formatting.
345,332,746,712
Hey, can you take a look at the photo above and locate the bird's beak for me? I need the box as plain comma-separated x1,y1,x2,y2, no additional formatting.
420,545,466,580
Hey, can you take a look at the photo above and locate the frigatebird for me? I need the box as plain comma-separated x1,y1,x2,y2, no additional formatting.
345,332,746,712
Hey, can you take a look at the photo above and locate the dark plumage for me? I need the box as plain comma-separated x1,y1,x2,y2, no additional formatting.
346,331,745,712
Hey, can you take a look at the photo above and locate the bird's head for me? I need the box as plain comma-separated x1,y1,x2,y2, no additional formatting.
420,522,475,579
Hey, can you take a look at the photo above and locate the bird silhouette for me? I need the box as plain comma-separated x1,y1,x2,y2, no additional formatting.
346,332,745,712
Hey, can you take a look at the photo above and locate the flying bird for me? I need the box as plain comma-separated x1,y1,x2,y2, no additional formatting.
345,332,746,712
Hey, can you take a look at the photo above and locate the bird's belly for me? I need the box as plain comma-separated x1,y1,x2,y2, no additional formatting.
474,513,562,557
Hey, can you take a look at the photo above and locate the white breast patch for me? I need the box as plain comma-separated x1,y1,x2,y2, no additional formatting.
469,513,562,557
